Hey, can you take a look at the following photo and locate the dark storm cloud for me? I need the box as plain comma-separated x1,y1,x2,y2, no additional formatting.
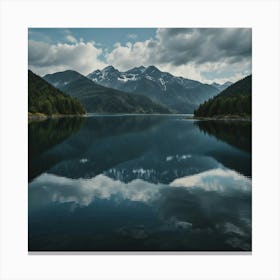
153,28,252,66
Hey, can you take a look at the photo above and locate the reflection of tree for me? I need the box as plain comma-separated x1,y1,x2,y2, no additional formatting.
29,116,162,182
28,117,84,181
47,116,165,179
196,120,251,153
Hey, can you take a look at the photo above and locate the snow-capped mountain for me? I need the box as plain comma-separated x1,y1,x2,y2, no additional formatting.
43,70,171,114
87,65,220,113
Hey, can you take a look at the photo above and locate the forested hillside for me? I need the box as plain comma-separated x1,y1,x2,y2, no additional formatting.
28,70,86,115
194,75,251,117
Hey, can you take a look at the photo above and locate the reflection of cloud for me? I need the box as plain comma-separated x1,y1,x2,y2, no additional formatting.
225,237,250,250
29,173,161,206
170,168,251,192
30,168,251,208
29,170,251,250
223,222,245,236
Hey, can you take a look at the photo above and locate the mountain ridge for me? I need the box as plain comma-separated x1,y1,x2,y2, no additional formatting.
43,70,171,114
87,65,221,113
211,81,233,92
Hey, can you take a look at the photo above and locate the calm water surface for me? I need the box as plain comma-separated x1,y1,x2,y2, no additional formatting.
28,115,251,251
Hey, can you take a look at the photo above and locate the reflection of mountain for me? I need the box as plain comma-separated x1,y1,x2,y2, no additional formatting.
29,116,163,181
28,116,251,182
50,117,214,180
29,116,252,251
28,117,84,181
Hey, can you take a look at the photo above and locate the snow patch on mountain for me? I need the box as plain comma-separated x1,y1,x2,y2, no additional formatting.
159,78,167,91
145,75,154,81
118,74,139,83
86,65,220,113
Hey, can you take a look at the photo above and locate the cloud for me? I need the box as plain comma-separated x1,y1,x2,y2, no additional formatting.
28,28,251,82
106,40,152,71
154,28,251,66
65,34,77,44
106,28,252,83
28,39,106,76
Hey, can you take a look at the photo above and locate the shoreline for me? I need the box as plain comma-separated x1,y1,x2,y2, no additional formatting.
28,112,86,122
28,112,252,122
191,115,251,122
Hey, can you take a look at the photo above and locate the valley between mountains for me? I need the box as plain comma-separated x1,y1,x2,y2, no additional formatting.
28,65,252,118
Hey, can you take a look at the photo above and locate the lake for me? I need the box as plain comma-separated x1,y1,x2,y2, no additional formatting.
28,115,252,251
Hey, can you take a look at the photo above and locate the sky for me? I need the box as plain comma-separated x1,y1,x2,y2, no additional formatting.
28,28,252,84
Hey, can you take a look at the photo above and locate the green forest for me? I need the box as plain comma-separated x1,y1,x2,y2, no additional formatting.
28,70,86,115
194,75,251,117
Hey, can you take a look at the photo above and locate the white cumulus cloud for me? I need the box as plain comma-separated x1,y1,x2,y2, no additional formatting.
65,34,77,44
28,38,106,76
28,28,251,83
105,28,251,83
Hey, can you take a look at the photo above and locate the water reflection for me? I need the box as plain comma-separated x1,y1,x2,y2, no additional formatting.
170,168,251,192
29,168,251,208
28,115,252,251
196,120,251,177
28,117,84,181
196,120,251,153
29,116,251,182
29,168,251,251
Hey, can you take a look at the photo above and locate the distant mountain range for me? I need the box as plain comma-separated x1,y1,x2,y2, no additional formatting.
194,75,252,117
35,66,234,114
43,70,171,114
87,65,231,113
211,81,233,92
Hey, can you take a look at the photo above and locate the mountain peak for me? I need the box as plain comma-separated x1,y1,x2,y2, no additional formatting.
102,65,117,72
126,66,146,74
144,65,160,75
138,65,146,71
146,65,159,71
210,80,233,92
86,65,220,113
43,69,83,81
223,81,233,86
211,82,220,86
